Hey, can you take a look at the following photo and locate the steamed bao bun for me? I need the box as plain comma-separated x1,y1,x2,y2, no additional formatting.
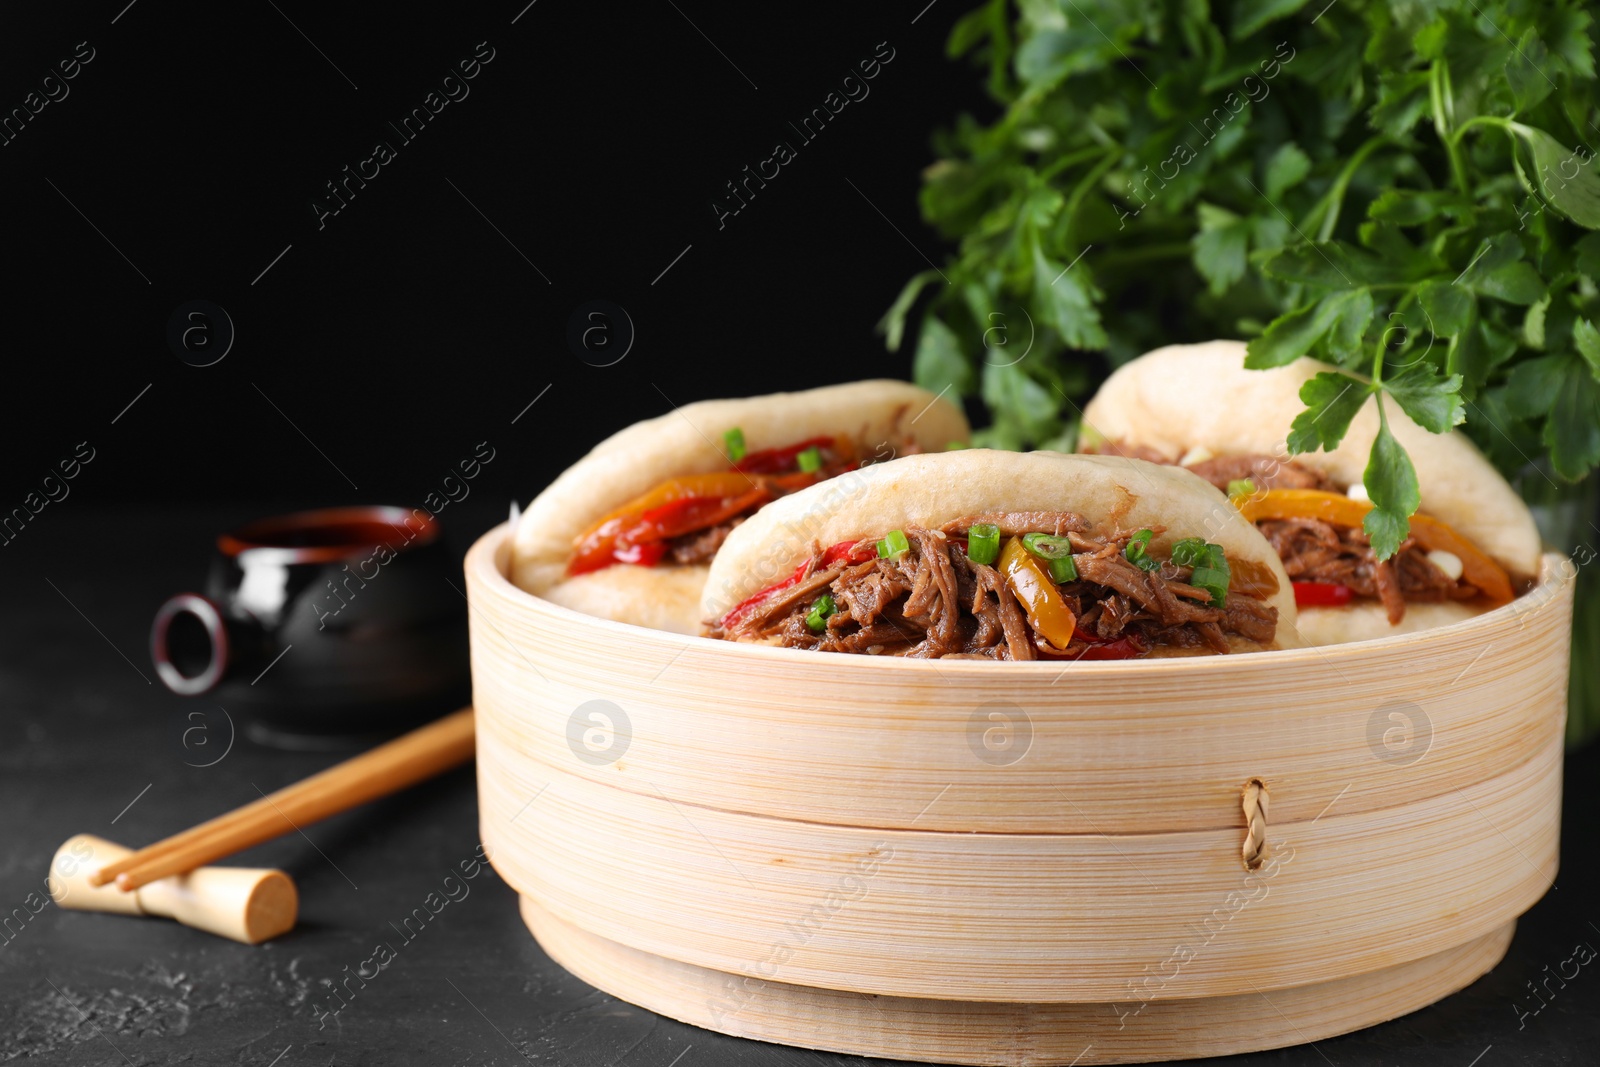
1080,340,1541,645
511,380,969,634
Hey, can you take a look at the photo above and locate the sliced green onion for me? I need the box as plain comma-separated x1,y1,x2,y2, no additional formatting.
1188,545,1230,607
966,523,1000,565
1227,478,1256,497
1168,537,1229,605
805,593,836,632
878,529,911,559
1021,533,1079,581
723,427,746,463
1190,566,1229,607
796,446,822,473
946,440,968,450
1021,532,1072,559
1124,529,1159,572
1169,537,1210,568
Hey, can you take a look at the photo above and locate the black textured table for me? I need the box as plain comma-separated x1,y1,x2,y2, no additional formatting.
0,504,1594,1066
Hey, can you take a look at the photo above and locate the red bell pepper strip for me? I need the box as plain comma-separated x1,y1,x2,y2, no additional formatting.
1292,581,1354,607
569,472,761,575
720,540,865,630
1036,631,1146,660
733,436,836,474
611,541,667,567
627,487,772,546
1068,635,1145,660
568,435,855,575
820,539,869,567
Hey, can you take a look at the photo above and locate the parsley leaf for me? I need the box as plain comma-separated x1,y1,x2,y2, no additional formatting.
1264,143,1312,202
1246,290,1372,368
1032,243,1107,350
1467,262,1545,305
1362,399,1422,560
1417,280,1476,337
879,270,942,352
1505,29,1556,113
981,360,1057,443
912,315,970,397
1548,367,1600,479
1192,204,1251,295
1575,318,1600,380
1511,124,1600,229
1384,363,1466,433
1288,372,1373,454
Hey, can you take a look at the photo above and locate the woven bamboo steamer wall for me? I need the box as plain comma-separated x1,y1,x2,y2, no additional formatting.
479,728,1559,1003
467,524,1570,1017
467,527,1573,835
522,897,1515,1067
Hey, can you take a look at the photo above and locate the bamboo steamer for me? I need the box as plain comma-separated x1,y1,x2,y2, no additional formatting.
467,524,1572,1063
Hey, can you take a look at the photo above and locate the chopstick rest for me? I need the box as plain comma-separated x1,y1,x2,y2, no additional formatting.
48,834,297,944
90,707,476,892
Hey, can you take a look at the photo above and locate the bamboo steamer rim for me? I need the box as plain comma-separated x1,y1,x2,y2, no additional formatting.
521,895,1517,1067
472,523,1572,671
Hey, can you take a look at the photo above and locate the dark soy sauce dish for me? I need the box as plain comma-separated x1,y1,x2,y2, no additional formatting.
150,506,469,747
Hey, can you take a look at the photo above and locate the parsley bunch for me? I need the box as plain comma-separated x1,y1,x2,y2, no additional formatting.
885,0,1600,561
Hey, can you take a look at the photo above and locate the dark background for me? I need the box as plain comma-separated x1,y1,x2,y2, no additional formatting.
0,0,990,529
3,3,1595,1066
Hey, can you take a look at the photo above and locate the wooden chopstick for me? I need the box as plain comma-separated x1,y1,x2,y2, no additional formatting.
90,707,476,892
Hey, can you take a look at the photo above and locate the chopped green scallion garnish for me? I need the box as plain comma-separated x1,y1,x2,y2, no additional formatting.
1227,478,1256,498
796,446,822,473
1021,532,1072,559
946,440,968,450
1190,566,1229,608
1169,537,1210,568
1124,529,1159,571
966,523,1000,565
1186,544,1230,607
1168,537,1229,604
723,427,746,463
1021,532,1078,581
878,529,911,559
805,593,836,632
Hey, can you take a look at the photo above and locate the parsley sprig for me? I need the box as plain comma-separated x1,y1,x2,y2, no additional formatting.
884,0,1600,559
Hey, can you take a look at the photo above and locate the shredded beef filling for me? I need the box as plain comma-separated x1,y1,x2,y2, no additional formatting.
1090,441,1482,621
712,523,1277,659
1185,454,1334,492
666,520,740,565
1259,518,1475,624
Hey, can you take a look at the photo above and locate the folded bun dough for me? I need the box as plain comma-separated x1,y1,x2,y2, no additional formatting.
1294,601,1484,646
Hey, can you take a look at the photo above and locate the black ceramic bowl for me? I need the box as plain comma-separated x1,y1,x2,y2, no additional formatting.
150,506,469,747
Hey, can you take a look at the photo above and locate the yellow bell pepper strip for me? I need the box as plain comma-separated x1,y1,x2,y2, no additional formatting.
1232,489,1513,605
998,537,1076,650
